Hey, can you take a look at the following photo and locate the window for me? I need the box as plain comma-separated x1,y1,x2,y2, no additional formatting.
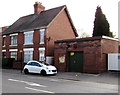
24,31,33,45
31,62,40,66
27,62,41,66
2,37,6,46
10,35,17,45
10,51,17,60
2,52,6,58
24,48,33,63
40,29,45,44
39,48,45,61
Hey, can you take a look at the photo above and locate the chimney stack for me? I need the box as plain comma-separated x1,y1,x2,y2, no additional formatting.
34,1,45,15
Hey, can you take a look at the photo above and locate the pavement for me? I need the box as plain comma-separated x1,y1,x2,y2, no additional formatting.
2,69,119,85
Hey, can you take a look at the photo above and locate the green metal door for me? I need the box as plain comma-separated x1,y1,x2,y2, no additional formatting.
68,52,83,72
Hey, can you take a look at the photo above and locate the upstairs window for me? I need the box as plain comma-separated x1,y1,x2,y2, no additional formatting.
24,31,33,45
2,36,6,46
40,29,45,44
10,35,17,46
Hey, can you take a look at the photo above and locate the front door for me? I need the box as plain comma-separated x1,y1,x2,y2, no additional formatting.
68,51,83,72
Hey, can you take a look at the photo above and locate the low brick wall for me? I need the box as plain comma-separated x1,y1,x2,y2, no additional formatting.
13,61,26,69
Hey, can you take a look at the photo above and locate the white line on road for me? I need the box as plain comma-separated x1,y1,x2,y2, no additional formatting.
25,87,55,93
8,79,46,87
50,79,59,82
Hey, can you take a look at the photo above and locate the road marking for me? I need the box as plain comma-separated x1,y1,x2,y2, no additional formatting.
50,79,59,82
53,78,118,87
25,87,55,93
80,81,118,88
8,79,46,87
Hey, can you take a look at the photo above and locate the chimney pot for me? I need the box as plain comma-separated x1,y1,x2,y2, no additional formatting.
34,1,45,15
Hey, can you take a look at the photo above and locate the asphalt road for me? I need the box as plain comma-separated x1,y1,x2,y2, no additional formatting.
1,69,119,93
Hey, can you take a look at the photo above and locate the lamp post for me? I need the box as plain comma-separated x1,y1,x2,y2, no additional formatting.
19,50,23,73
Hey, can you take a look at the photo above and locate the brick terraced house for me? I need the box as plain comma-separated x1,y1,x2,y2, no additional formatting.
2,2,78,68
0,26,8,58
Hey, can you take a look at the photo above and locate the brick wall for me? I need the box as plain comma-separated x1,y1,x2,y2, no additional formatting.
101,38,118,72
2,30,43,61
54,37,119,73
101,38,118,53
46,10,76,56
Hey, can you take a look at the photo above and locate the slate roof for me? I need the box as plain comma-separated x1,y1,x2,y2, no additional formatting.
2,5,78,36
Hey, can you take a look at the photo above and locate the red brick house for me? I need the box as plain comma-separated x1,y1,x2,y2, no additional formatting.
2,2,78,67
0,26,8,58
54,36,118,73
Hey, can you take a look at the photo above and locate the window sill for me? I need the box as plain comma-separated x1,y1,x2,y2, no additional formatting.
24,43,33,45
40,42,45,45
10,45,17,47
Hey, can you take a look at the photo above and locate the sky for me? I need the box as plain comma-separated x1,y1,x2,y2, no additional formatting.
0,0,119,37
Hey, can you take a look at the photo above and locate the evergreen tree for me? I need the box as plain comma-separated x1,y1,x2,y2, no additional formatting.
92,6,110,37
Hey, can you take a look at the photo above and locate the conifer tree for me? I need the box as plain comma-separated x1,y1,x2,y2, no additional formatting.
93,6,111,37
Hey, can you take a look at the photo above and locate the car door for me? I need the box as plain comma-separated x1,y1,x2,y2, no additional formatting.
26,62,34,73
31,62,42,73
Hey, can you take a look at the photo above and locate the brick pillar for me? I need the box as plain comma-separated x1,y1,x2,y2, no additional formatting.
6,35,10,58
33,48,39,61
17,33,24,61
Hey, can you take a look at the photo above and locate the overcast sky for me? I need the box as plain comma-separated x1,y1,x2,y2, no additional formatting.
0,0,119,37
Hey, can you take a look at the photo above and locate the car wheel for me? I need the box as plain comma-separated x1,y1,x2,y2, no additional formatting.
24,69,29,74
41,70,47,76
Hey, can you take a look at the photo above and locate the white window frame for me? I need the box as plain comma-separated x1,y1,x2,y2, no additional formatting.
39,48,45,61
9,49,18,52
40,29,45,44
24,48,34,63
9,49,18,60
2,50,6,52
2,50,6,58
24,31,34,45
10,33,18,46
2,36,6,47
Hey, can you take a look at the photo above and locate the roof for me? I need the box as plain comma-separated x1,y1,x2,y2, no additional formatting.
55,37,102,44
2,5,78,37
55,36,119,44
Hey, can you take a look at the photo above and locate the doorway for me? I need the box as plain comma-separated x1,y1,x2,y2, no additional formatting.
68,51,83,72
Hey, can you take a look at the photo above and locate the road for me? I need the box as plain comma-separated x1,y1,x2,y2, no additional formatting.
2,69,119,93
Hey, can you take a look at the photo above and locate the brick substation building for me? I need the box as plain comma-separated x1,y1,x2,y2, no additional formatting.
54,36,118,73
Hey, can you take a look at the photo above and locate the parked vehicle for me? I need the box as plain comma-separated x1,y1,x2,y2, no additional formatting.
23,60,57,75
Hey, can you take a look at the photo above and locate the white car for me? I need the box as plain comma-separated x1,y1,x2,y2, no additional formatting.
23,60,57,75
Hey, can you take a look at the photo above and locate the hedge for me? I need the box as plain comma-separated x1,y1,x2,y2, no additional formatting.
2,58,15,69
